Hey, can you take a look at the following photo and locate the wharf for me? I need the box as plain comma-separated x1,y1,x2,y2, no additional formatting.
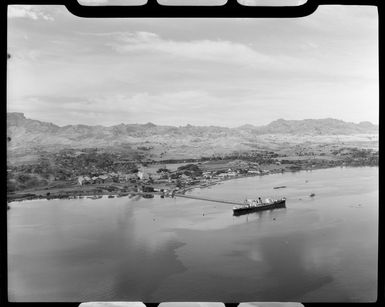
174,193,244,206
130,191,244,206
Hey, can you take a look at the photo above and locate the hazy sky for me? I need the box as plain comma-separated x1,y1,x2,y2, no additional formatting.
7,4,378,127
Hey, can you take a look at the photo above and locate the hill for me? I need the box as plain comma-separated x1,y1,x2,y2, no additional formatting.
7,113,378,162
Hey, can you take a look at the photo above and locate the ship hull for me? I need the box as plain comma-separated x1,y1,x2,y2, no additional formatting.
233,199,286,216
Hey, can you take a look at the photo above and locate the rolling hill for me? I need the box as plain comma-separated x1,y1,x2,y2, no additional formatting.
7,112,378,161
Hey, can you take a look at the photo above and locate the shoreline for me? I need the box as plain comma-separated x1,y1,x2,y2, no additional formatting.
7,165,377,204
181,165,378,195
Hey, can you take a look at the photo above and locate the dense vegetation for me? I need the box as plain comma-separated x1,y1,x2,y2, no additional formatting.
177,164,203,178
7,145,378,193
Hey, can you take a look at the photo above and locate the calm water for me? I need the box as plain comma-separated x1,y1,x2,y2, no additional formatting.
8,167,378,302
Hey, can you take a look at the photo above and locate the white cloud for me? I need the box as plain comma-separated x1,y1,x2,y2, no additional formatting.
8,5,54,21
10,79,379,127
7,6,378,127
110,31,272,67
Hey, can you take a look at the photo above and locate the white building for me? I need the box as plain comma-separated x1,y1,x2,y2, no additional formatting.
137,171,149,180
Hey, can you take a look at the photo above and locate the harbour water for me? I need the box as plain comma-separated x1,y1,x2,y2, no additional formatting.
7,167,378,302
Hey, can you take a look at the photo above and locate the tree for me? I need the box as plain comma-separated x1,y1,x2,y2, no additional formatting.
176,179,183,188
157,168,170,173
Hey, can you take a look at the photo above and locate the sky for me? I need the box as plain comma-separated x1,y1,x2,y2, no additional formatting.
7,4,378,127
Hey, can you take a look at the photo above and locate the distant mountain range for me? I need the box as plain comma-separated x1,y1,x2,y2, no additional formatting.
7,112,378,154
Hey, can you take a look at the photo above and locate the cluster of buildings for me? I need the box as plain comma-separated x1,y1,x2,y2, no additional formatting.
77,172,140,185
77,169,171,186
77,166,272,187
78,175,109,185
201,168,270,180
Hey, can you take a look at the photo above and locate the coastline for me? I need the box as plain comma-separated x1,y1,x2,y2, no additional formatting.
181,165,379,196
7,165,378,204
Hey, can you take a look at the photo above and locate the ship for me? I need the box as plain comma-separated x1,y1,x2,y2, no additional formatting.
233,197,286,216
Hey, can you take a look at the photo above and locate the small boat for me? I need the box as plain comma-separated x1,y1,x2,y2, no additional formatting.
117,193,129,198
108,195,115,198
310,193,315,197
273,186,287,189
233,197,286,216
142,193,154,199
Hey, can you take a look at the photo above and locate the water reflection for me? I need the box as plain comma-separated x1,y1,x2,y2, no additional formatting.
8,167,378,302
233,204,287,217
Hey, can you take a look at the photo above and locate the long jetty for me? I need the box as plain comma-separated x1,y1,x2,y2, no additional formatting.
174,193,244,206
